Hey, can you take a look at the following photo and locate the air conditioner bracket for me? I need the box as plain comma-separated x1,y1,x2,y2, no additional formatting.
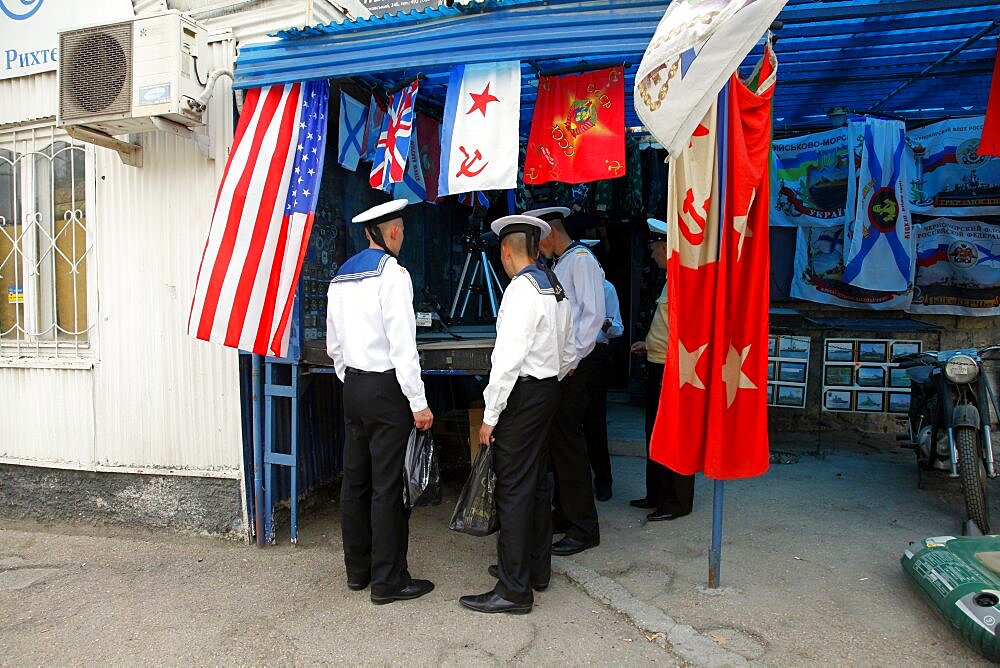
64,125,143,168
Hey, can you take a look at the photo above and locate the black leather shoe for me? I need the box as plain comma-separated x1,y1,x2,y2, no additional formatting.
595,483,613,502
487,564,549,591
370,579,434,605
630,497,657,509
551,536,599,556
347,578,370,591
459,590,532,614
646,509,690,522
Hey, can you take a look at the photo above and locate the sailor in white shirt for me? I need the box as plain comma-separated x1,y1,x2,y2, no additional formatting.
459,214,574,616
581,240,624,502
326,199,434,605
528,206,602,556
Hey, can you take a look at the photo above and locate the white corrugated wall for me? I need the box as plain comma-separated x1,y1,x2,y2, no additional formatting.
2,35,242,477
0,72,58,128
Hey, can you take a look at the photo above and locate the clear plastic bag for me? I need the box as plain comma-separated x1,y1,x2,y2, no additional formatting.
404,428,440,510
448,444,499,536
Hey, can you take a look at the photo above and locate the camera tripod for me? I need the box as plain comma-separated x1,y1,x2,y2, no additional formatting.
449,226,505,322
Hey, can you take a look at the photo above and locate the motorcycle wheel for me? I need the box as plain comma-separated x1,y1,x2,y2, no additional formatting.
956,426,991,534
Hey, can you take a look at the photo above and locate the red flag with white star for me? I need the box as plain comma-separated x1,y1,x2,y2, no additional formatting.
651,46,776,480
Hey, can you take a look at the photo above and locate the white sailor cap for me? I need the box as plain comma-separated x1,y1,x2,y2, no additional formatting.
491,214,552,241
647,217,669,241
581,239,600,248
352,199,408,226
522,206,571,222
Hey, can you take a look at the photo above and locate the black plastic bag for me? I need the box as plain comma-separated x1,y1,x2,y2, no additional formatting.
404,428,440,509
449,443,499,536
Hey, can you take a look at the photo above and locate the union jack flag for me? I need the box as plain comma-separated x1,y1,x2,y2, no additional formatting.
458,190,489,207
370,80,420,190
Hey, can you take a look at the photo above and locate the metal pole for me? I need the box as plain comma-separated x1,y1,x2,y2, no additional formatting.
252,353,264,547
708,479,724,588
870,17,1000,112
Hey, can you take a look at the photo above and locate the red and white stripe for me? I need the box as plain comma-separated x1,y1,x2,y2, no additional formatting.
188,83,305,357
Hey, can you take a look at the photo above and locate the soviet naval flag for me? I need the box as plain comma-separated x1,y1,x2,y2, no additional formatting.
651,48,776,480
439,61,521,196
524,67,626,185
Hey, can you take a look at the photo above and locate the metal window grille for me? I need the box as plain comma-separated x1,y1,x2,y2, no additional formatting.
0,125,95,360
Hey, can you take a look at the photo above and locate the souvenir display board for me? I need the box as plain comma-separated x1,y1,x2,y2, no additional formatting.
767,335,810,409
821,338,922,413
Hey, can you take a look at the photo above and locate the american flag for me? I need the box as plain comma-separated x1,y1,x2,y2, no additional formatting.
188,80,330,357
370,79,419,190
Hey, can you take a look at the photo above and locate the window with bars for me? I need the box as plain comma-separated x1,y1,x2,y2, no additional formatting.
0,126,95,360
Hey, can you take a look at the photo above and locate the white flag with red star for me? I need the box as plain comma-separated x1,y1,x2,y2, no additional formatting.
439,61,521,196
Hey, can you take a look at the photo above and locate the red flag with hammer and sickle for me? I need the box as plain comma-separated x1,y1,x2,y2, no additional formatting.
651,47,776,481
524,66,626,185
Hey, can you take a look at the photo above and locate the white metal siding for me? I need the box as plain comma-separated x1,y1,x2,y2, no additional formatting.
0,72,57,128
91,129,242,476
0,367,94,467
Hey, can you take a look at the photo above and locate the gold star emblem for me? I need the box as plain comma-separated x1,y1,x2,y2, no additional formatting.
679,340,709,390
721,343,757,408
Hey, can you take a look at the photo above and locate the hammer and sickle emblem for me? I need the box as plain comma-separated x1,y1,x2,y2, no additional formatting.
609,69,620,83
526,166,539,181
456,146,488,178
606,160,623,175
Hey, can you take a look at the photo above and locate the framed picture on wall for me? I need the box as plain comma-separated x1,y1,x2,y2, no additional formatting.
824,390,852,411
889,368,911,388
826,340,854,362
888,393,911,413
779,336,810,359
858,341,888,363
891,342,921,358
768,337,778,357
767,361,776,380
856,391,885,412
779,362,807,383
856,366,886,387
777,385,806,407
824,365,853,387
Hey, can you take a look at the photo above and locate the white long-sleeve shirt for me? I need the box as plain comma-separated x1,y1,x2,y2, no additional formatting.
326,253,428,412
596,279,624,344
553,243,606,365
482,270,575,427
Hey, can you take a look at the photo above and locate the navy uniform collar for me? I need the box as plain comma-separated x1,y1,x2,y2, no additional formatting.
515,263,565,301
331,249,390,283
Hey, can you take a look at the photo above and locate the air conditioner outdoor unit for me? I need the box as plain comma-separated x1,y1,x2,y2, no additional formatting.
58,11,207,135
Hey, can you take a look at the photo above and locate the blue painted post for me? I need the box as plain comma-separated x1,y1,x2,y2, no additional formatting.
264,361,275,544
252,354,264,547
290,364,299,544
709,480,724,588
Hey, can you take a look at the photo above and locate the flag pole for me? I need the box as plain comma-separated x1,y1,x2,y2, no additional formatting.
708,479,724,587
252,353,264,547
708,81,731,589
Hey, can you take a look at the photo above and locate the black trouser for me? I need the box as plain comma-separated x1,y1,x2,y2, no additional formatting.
341,370,412,596
583,342,612,491
644,362,695,515
549,351,601,542
493,377,560,605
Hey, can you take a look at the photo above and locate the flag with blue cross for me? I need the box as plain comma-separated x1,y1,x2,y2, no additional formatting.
843,116,915,292
337,91,367,172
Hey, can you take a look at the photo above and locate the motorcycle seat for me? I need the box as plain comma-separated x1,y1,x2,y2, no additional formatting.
907,366,933,385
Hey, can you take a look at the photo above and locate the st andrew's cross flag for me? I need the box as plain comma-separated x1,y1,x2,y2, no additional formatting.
439,61,521,196
370,79,419,191
337,91,367,171
363,94,387,162
634,0,786,157
843,116,914,292
189,80,330,357
523,66,626,185
651,48,776,480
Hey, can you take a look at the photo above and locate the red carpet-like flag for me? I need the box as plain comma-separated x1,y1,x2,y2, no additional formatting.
651,47,776,480
980,37,1000,158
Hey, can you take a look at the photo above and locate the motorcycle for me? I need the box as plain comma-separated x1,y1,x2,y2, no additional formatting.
894,346,1000,534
